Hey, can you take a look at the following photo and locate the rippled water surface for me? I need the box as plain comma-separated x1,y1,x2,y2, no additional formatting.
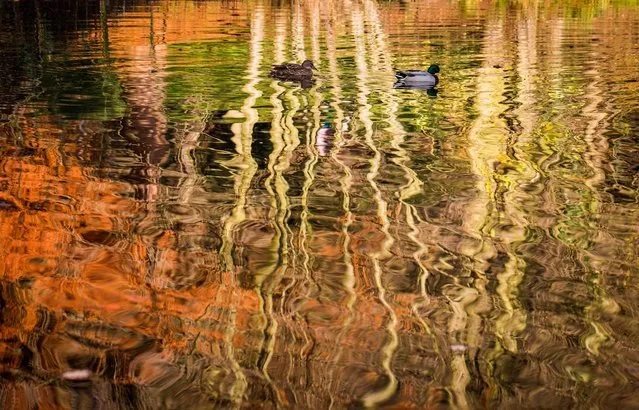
1,0,639,408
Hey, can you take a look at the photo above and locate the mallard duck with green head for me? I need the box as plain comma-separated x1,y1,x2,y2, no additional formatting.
395,64,440,88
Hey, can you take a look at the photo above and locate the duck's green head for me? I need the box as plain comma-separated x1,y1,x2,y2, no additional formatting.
427,64,440,74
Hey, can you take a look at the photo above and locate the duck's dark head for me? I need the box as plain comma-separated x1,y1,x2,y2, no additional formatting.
427,64,440,75
302,60,316,69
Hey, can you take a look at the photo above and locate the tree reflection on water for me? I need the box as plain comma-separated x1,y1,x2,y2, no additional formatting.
1,0,639,408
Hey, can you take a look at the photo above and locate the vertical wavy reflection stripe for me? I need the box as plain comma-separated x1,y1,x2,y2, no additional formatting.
273,9,304,400
224,308,248,409
277,8,312,386
492,8,538,353
231,5,283,406
299,9,322,299
274,9,288,66
220,3,264,272
255,8,298,404
294,9,323,400
310,1,321,63
352,3,398,407
451,17,517,410
116,3,169,204
491,11,538,355
293,0,306,62
281,82,305,404
581,25,616,357
176,112,205,206
324,10,358,409
362,0,444,362
222,3,266,406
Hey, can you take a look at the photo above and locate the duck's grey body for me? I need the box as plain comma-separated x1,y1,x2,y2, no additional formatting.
395,71,438,86
394,64,440,89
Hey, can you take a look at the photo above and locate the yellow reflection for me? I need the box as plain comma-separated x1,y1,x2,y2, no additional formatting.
294,8,326,402
491,10,538,355
219,3,267,406
293,0,307,62
362,0,443,363
220,4,264,272
257,9,296,402
580,20,617,357
224,308,248,408
324,7,358,407
352,3,398,407
285,3,316,386
301,3,323,279
453,16,515,409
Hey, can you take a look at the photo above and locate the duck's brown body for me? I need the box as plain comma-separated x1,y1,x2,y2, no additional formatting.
269,60,315,82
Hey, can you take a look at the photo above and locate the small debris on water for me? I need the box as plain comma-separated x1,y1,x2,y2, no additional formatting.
61,369,92,380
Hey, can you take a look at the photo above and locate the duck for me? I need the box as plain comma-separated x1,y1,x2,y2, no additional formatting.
394,64,440,88
316,122,335,157
270,60,316,79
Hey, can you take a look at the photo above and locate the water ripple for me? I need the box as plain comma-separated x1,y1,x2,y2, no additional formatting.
1,0,639,408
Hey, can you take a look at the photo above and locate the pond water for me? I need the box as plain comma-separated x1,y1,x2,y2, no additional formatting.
1,0,639,408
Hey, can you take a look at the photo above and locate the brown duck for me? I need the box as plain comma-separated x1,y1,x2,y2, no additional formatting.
269,60,316,86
